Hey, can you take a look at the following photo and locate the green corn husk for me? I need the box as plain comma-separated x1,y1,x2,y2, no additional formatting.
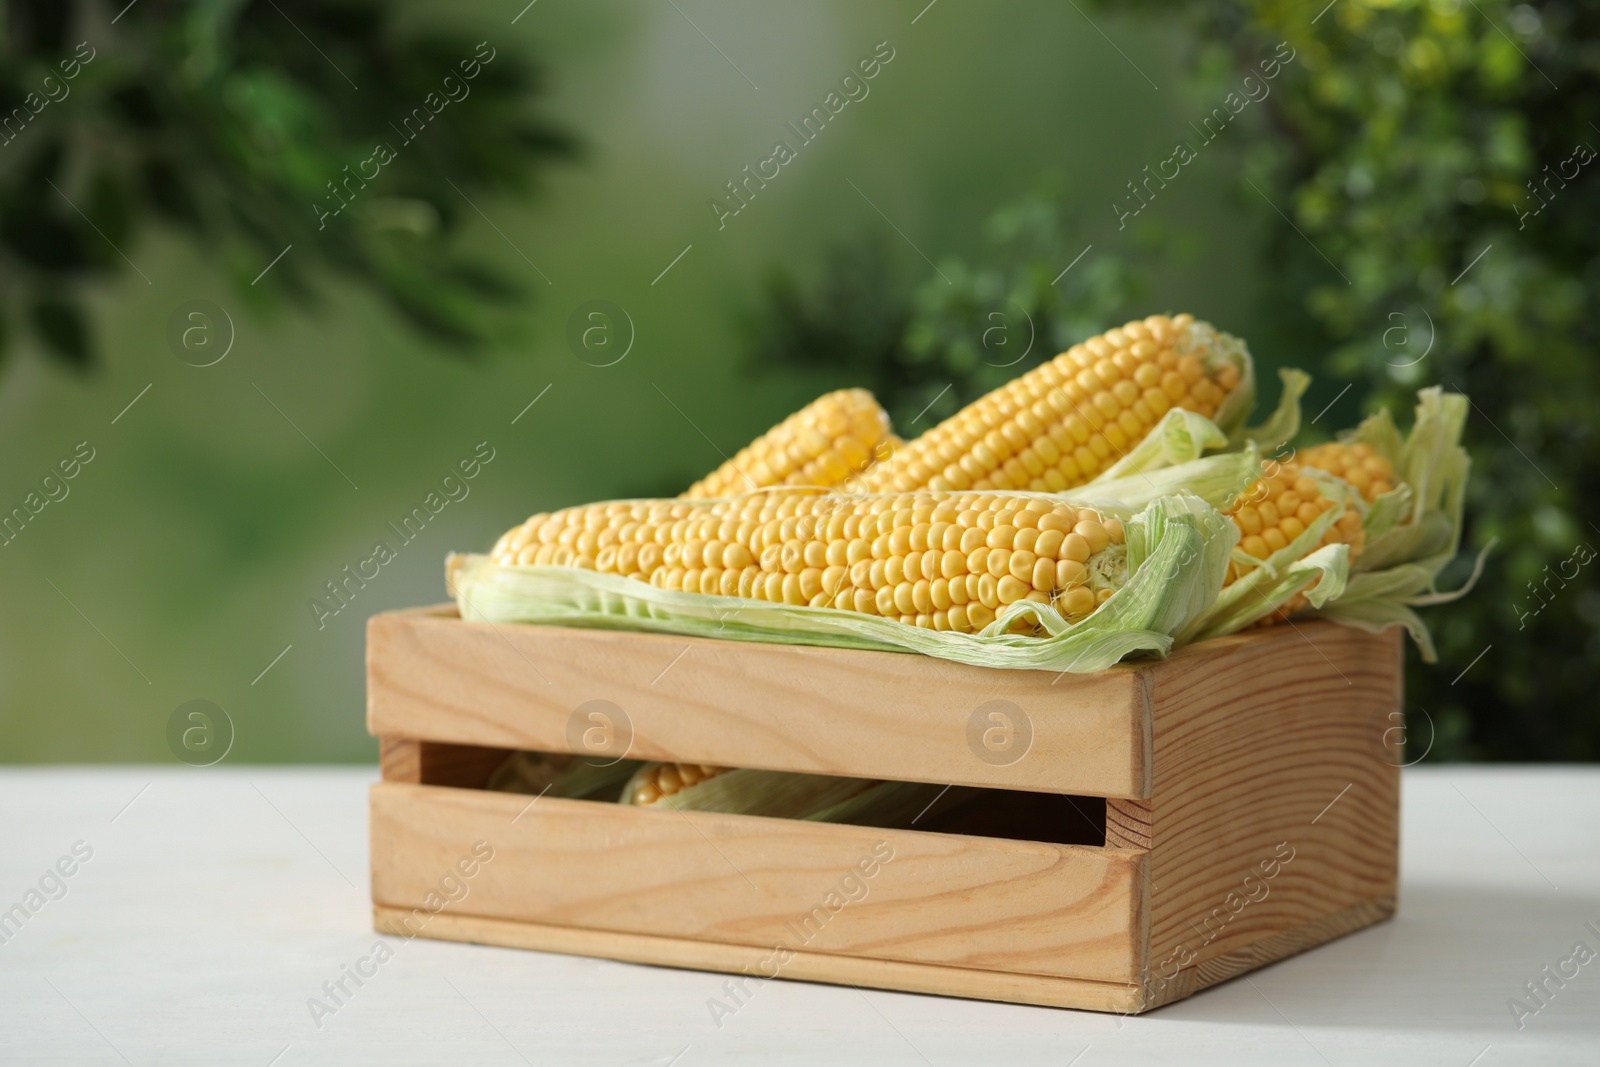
1170,317,1258,442
1091,367,1308,494
1181,466,1354,641
486,751,641,801
449,492,1237,675
1304,387,1488,660
1095,315,1256,468
1085,446,1262,511
1341,387,1470,572
1091,367,1309,487
1230,368,1311,454
622,763,974,827
1094,406,1230,483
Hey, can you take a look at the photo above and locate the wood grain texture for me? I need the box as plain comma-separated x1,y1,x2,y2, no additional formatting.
370,782,1145,983
372,895,1395,1015
1139,896,1397,1010
1109,622,1403,995
373,906,1146,1014
367,605,1151,798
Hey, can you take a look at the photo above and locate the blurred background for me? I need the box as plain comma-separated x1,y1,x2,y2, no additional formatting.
1,0,1594,764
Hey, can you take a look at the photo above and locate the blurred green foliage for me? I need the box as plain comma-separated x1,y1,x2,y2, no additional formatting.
1168,0,1599,762
751,183,1168,432
11,1,1243,764
0,0,572,369
748,0,1599,761
2,0,1589,764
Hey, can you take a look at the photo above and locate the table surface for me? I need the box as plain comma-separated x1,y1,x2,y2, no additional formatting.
1,766,1596,1066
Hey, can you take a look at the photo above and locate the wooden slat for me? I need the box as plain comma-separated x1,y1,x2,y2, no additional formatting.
375,907,1146,1013
367,606,1151,798
373,894,1393,1014
1107,623,1402,996
370,782,1146,984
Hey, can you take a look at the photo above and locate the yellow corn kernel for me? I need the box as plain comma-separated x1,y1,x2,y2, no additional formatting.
626,762,731,806
1297,440,1397,503
860,314,1245,493
684,389,893,498
1223,460,1368,623
490,489,1126,635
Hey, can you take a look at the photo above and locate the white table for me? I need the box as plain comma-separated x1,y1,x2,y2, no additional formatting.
2,767,1595,1065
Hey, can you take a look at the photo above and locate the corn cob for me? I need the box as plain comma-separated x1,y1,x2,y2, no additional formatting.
1296,441,1396,503
683,388,893,498
1224,461,1365,622
488,490,1127,633
623,761,885,819
1225,464,1364,577
856,314,1243,494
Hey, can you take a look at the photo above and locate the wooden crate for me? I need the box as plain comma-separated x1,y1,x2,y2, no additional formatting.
366,605,1402,1013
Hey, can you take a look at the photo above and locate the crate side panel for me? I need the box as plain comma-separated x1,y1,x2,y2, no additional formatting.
1114,622,1402,999
370,782,1144,984
366,607,1149,797
1140,895,1395,1010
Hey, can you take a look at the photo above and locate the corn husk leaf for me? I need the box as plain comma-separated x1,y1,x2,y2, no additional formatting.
1310,566,1442,659
487,752,641,801
1181,469,1352,641
1311,597,1438,661
1360,483,1414,544
1302,388,1484,661
450,493,1236,675
621,764,974,827
1087,446,1261,511
1341,387,1470,573
1092,366,1305,489
1192,320,1256,437
1188,543,1350,643
1094,407,1229,482
1230,368,1311,454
